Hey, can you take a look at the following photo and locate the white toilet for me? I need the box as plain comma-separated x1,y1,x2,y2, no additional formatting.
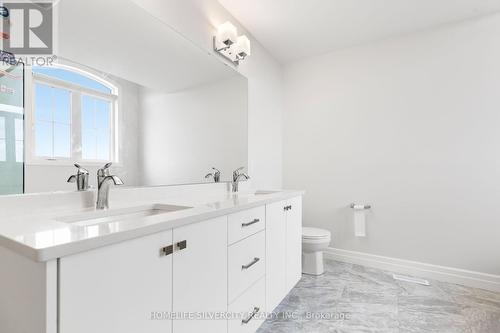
302,227,331,275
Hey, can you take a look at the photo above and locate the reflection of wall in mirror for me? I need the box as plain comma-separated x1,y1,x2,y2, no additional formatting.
139,75,248,186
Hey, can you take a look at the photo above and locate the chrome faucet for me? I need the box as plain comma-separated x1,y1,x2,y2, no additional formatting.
205,167,221,183
232,167,249,192
67,163,89,191
96,162,124,210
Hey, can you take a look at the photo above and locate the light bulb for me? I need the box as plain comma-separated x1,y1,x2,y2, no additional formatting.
234,35,251,59
217,21,238,46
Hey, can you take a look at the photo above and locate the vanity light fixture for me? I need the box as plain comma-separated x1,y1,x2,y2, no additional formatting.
213,21,251,65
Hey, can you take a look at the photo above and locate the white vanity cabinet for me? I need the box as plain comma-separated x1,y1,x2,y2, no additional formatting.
59,230,174,333
265,196,303,311
59,216,228,333
0,194,303,333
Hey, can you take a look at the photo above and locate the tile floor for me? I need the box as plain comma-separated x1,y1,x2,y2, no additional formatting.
257,259,500,333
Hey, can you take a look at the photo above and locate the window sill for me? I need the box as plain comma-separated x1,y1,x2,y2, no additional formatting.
26,159,123,168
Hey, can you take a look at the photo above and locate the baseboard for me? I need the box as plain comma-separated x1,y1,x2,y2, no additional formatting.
324,247,500,292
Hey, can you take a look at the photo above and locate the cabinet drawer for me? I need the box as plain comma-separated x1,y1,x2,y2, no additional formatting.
228,278,266,333
228,231,265,303
228,206,265,245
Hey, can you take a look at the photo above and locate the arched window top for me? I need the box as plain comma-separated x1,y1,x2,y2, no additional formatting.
32,65,116,95
29,63,119,164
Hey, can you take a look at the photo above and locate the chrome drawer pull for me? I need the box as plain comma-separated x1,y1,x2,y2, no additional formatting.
176,240,187,250
160,245,173,257
242,257,260,270
242,307,260,324
242,218,260,227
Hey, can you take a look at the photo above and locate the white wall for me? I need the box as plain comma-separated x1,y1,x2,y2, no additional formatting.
139,76,248,185
283,14,500,275
130,0,284,189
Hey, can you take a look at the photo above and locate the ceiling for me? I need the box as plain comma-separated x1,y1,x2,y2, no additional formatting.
218,0,500,63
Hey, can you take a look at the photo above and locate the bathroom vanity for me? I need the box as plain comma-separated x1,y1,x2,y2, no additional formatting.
0,1,298,332
0,187,303,333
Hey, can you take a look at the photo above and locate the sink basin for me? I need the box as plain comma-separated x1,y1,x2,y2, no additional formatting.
253,190,281,195
56,204,192,227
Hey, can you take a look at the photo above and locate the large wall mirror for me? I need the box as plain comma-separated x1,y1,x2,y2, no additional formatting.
0,0,248,195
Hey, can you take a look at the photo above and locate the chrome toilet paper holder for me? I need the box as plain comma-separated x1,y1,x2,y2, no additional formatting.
349,203,372,210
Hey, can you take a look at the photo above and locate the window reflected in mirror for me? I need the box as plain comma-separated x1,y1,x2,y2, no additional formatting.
30,65,117,164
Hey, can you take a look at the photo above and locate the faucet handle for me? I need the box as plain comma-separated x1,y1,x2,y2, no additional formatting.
98,162,113,176
74,163,89,174
233,166,244,176
234,166,244,173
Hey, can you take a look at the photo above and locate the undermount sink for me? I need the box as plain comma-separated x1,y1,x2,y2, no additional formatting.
253,190,281,195
56,204,192,227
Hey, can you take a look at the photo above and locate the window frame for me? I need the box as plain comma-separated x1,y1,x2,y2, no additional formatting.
25,64,119,166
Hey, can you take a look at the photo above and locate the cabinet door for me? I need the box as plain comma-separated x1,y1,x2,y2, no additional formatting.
59,230,173,333
265,200,287,311
286,196,303,292
172,216,228,333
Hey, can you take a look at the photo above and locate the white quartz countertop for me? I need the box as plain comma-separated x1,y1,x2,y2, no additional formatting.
0,189,303,262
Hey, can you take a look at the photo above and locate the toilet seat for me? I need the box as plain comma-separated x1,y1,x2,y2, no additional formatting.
302,227,331,240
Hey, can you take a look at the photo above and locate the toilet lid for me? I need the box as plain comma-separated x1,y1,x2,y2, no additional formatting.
302,227,331,239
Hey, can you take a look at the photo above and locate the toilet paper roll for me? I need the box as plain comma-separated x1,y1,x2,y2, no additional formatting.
354,210,366,237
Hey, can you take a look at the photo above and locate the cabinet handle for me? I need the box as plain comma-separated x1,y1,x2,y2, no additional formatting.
176,240,187,250
160,245,173,257
242,307,260,324
242,257,260,270
283,205,292,211
288,205,292,210
242,218,260,227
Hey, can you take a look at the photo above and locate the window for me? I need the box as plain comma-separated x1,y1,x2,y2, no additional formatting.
34,83,71,158
30,65,117,164
82,95,111,160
